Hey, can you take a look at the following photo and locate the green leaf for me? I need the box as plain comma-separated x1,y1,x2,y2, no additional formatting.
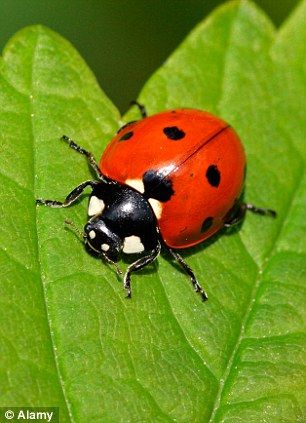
1,1,305,422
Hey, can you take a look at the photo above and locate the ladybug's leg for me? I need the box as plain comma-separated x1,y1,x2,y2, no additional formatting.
224,203,276,228
130,100,147,118
244,203,277,217
223,204,246,227
123,242,161,298
36,180,96,208
167,248,208,301
61,135,104,180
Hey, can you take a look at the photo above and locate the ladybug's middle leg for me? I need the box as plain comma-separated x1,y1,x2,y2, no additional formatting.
36,180,97,208
167,248,208,301
123,242,161,298
61,135,103,180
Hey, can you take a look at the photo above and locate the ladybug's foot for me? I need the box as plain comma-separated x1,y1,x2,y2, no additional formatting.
168,248,208,302
123,274,132,299
194,284,208,302
61,135,105,180
36,198,64,208
36,180,96,208
122,244,161,299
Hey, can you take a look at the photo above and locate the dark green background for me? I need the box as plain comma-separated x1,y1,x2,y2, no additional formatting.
0,0,299,112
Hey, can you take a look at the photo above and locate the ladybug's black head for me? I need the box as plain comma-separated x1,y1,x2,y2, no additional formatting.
84,218,122,262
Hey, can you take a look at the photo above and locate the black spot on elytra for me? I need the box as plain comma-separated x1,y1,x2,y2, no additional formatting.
119,131,134,141
206,165,221,187
163,126,185,140
201,217,213,233
142,169,174,202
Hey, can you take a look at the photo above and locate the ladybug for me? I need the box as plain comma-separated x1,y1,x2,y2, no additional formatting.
37,102,276,300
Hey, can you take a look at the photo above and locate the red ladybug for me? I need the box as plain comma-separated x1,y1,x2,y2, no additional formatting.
37,102,276,300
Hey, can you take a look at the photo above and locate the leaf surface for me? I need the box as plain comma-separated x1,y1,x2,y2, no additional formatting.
0,1,305,422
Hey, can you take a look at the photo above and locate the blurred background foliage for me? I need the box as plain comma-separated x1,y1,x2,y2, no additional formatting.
0,0,299,113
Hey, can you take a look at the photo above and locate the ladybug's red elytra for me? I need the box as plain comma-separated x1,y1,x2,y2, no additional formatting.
37,102,276,300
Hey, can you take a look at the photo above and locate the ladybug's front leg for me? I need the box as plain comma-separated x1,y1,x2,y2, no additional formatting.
36,180,97,208
167,248,208,301
61,135,106,181
123,243,161,298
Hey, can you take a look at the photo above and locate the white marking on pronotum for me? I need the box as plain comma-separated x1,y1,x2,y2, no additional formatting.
101,243,110,252
125,179,145,193
123,235,145,254
148,198,163,219
89,230,96,239
88,196,105,216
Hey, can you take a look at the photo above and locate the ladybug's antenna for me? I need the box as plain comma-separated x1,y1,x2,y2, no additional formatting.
101,252,123,277
65,219,87,241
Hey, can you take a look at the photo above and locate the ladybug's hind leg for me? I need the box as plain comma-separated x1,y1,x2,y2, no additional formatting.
244,203,276,217
123,242,161,298
36,180,97,208
61,135,105,180
167,248,208,301
224,202,276,228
